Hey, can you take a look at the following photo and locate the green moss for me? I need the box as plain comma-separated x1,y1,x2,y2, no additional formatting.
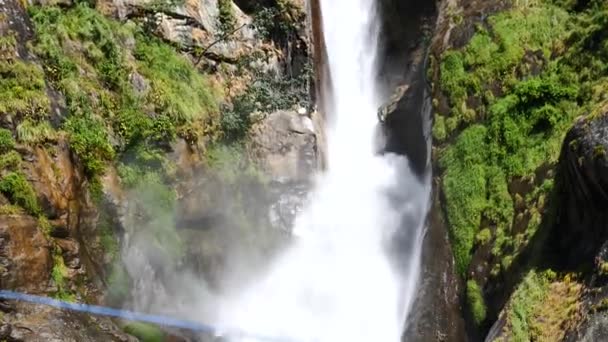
0,129,15,153
51,252,75,302
435,0,600,274
476,228,492,245
439,3,570,130
467,280,487,325
38,215,52,237
122,322,165,342
433,114,447,141
0,204,23,215
440,125,489,274
0,172,40,215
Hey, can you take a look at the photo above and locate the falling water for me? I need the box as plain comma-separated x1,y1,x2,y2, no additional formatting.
215,0,431,341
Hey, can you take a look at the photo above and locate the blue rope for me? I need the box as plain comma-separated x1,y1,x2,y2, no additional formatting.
0,290,295,342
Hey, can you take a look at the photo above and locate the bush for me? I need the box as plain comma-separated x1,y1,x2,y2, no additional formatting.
0,172,41,215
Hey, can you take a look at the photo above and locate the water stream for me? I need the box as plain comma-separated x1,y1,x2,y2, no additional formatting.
215,0,431,340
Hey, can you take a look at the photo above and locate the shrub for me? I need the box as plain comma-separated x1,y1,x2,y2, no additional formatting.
0,172,40,215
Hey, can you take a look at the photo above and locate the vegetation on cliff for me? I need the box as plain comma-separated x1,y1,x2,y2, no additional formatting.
436,0,608,277
435,0,608,336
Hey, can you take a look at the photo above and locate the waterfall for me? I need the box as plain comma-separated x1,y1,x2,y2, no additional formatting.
216,0,431,340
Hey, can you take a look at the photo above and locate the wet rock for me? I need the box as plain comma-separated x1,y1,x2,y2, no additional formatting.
402,184,466,342
0,215,52,293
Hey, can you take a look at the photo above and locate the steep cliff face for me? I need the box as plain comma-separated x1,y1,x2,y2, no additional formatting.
430,0,608,340
0,0,317,339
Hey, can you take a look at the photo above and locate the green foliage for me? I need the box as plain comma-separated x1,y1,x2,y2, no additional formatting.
52,252,75,302
439,4,570,132
218,0,236,34
29,3,222,185
0,172,40,215
252,4,297,42
433,114,447,141
467,280,487,325
506,270,551,341
16,119,57,144
134,35,219,123
38,215,52,238
0,57,50,120
440,125,488,274
222,60,311,142
122,322,165,342
65,116,115,177
0,204,23,215
435,0,605,274
0,129,15,153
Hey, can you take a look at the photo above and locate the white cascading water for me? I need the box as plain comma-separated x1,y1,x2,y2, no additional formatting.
216,0,430,340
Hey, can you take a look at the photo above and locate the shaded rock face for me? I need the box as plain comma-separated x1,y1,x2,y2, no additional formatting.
551,112,608,268
376,0,436,179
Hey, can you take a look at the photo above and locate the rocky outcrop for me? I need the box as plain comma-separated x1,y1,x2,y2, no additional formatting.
552,111,608,268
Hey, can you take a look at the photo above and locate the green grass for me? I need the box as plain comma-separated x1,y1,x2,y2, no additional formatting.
134,34,220,124
0,57,50,120
0,172,41,215
16,119,57,144
467,280,487,326
122,322,165,342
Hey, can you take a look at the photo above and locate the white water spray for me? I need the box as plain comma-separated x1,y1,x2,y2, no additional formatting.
216,0,431,341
